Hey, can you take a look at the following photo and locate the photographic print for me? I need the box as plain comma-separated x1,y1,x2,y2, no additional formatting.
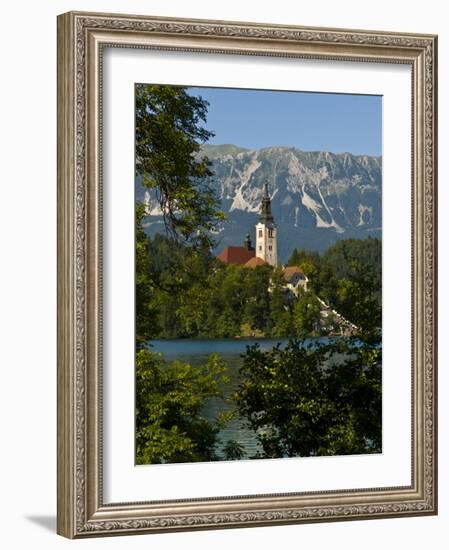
135,84,382,465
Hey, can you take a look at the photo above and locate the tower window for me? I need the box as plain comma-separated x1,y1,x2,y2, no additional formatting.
268,229,274,238
258,230,262,237
259,246,262,251
268,245,272,251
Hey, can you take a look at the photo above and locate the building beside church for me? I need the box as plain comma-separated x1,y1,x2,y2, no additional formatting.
216,234,255,265
217,183,278,268
283,266,309,294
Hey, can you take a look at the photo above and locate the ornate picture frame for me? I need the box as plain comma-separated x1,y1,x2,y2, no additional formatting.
57,11,437,538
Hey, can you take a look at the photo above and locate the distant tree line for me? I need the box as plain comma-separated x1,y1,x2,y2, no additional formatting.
137,221,381,343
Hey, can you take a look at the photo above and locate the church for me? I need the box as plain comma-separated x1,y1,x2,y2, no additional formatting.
217,182,309,293
217,183,278,267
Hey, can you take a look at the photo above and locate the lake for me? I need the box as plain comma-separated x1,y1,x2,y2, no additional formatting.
149,338,323,459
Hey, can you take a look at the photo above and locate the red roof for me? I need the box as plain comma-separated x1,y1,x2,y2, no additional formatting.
217,246,255,265
283,266,306,282
244,257,267,268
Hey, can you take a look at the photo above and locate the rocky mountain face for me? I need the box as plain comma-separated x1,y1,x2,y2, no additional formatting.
137,144,382,263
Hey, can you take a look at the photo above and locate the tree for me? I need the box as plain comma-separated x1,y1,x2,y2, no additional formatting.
287,248,320,279
136,349,228,464
222,439,246,461
235,339,381,458
242,265,272,332
314,237,381,336
135,85,229,341
293,292,321,337
267,267,292,337
334,264,380,338
235,238,383,459
136,84,225,248
135,204,159,345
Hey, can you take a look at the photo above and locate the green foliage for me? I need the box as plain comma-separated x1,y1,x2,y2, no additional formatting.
287,239,381,335
292,291,321,337
314,237,382,336
235,339,381,458
139,234,276,339
234,237,383,458
137,233,381,340
241,265,272,332
136,349,228,464
287,248,321,279
222,439,246,461
136,84,225,248
139,236,322,340
135,204,160,345
136,231,382,462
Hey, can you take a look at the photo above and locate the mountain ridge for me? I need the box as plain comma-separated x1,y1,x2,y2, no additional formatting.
200,143,381,161
137,144,382,262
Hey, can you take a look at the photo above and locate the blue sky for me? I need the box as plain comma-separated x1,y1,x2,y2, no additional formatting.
188,87,382,156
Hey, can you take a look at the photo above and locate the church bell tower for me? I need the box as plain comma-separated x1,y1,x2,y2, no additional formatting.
256,182,278,267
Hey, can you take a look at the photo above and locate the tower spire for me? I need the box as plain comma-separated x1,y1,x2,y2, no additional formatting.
255,180,278,267
259,180,274,224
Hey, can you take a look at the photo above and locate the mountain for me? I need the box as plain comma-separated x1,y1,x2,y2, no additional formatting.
137,144,382,263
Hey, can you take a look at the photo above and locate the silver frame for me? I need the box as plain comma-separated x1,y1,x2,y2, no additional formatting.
57,11,438,538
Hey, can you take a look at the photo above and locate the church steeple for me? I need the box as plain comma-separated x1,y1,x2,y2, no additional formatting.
259,182,274,224
255,181,278,267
